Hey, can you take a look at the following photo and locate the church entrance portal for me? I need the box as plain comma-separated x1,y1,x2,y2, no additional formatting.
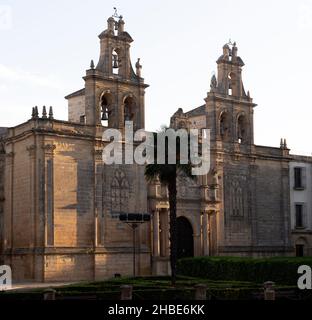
177,217,194,259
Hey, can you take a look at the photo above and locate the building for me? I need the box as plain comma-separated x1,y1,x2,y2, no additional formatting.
289,157,312,256
0,14,309,282
0,15,151,281
169,42,293,259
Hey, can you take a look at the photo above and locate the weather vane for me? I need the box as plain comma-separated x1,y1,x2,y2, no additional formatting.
113,7,122,19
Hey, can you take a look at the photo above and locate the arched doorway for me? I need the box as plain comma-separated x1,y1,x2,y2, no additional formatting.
177,217,194,259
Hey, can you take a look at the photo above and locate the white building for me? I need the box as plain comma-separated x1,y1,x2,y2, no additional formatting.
289,156,312,256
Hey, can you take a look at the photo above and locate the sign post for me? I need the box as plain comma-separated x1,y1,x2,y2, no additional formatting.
119,213,151,277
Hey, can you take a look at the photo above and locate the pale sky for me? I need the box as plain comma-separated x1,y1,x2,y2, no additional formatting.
1,0,312,155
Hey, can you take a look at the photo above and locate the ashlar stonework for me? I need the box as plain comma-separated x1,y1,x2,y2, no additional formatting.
0,16,308,282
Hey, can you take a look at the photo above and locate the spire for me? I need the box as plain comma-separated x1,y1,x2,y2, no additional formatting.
34,106,39,119
49,106,54,120
42,106,47,119
31,107,35,119
90,60,95,69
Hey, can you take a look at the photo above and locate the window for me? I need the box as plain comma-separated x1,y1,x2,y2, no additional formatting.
294,167,305,189
230,180,244,217
79,115,85,124
295,204,304,228
237,114,246,144
296,244,304,257
124,96,135,122
111,169,129,213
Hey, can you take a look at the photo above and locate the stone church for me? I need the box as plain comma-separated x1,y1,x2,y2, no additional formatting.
0,14,302,282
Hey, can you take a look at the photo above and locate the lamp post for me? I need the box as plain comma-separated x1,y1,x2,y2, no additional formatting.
119,213,151,277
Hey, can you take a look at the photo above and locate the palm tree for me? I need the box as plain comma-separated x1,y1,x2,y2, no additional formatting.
145,130,194,285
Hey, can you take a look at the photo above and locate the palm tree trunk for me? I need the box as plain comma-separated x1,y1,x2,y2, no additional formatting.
168,174,177,286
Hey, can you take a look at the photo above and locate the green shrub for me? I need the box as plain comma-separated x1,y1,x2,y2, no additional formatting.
177,257,312,285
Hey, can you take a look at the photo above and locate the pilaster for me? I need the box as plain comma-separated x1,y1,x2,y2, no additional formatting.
42,144,56,247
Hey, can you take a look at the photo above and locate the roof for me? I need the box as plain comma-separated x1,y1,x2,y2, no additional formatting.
185,105,206,117
65,88,85,100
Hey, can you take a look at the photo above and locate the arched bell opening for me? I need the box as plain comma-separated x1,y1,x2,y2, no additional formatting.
100,92,114,127
237,113,247,144
112,48,120,75
219,111,231,141
228,72,237,96
124,96,135,123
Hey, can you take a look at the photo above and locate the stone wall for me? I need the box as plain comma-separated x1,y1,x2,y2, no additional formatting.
53,137,94,247
68,95,85,123
218,152,292,256
254,159,291,248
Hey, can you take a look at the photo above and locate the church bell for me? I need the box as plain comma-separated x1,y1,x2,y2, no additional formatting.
112,54,119,69
101,106,109,121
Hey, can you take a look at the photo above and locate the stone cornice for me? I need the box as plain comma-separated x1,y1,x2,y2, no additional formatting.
83,70,149,89
206,92,257,107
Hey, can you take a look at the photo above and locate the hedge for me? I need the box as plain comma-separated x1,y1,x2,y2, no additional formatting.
177,256,312,285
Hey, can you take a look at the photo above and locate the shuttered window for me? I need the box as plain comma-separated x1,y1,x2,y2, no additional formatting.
294,167,306,189
295,203,306,228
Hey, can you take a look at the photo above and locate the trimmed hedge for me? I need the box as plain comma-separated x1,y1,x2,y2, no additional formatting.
177,256,312,285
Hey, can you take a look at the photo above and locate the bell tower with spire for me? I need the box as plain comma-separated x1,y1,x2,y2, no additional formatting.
206,42,256,147
66,11,148,130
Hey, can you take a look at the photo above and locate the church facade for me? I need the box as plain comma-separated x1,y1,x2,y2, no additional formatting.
0,15,309,282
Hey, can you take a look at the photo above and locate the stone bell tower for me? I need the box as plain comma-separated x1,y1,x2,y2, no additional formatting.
66,12,148,130
206,42,256,147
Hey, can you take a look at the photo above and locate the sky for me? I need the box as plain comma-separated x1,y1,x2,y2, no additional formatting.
0,0,312,155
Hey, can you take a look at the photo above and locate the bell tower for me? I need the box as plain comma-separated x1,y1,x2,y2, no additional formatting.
82,12,148,129
206,42,256,146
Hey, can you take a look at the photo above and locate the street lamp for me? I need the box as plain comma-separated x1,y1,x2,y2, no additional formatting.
119,213,151,277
